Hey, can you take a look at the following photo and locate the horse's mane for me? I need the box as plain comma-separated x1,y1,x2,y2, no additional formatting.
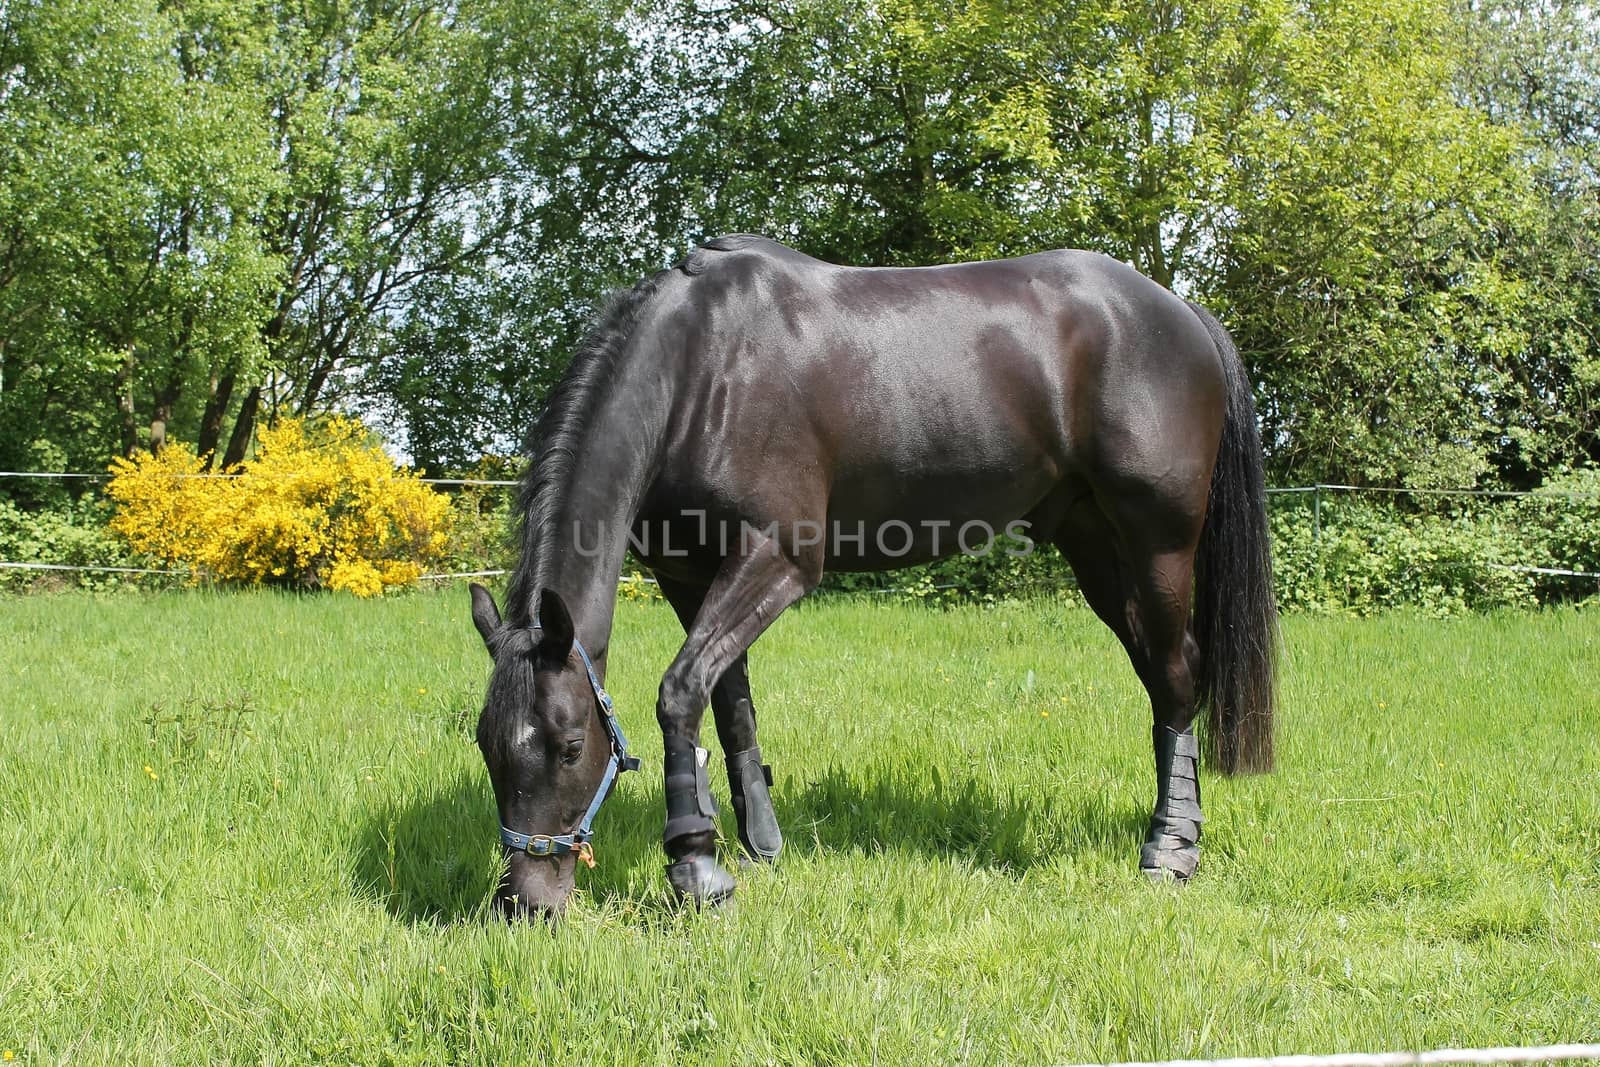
504,235,768,625
505,276,661,624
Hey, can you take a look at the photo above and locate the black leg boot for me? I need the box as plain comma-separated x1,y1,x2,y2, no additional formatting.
726,745,782,862
663,736,737,905
1141,726,1203,881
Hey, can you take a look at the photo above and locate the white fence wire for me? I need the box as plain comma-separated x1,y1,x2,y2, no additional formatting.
0,470,519,486
3,471,1594,496
0,560,184,575
1266,483,1599,499
1056,1043,1600,1067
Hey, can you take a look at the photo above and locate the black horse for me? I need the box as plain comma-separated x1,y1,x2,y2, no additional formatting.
468,235,1276,919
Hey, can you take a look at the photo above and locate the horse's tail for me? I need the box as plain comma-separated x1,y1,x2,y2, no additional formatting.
1187,301,1277,774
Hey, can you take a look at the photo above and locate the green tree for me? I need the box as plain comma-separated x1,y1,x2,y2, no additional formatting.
1175,0,1536,486
0,0,277,477
194,0,526,467
4,0,1595,493
0,0,533,477
1455,0,1600,482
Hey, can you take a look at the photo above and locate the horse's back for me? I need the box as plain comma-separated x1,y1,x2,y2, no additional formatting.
652,238,1227,545
673,237,1221,418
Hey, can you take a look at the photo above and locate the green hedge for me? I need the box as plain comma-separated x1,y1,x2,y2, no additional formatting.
1268,473,1600,615
821,474,1600,614
1267,496,1536,616
1514,468,1600,602
4,470,1598,611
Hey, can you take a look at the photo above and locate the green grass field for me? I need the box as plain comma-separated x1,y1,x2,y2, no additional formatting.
3,591,1598,1065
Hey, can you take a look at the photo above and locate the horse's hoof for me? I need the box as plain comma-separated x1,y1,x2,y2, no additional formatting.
1139,847,1199,883
666,855,737,907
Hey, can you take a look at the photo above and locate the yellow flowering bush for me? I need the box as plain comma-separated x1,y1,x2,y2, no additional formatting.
107,417,450,596
617,568,664,602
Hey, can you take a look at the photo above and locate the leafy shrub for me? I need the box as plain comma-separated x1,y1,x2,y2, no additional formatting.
819,540,1079,606
1269,495,1535,616
106,416,450,596
423,460,664,602
1514,468,1600,602
51,434,1600,612
618,568,665,602
436,483,514,577
0,495,147,591
818,485,1585,615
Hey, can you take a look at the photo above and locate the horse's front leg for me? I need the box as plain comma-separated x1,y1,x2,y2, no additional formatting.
654,575,783,865
657,533,811,904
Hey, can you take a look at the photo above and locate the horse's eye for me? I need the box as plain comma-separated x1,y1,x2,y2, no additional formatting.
559,738,585,765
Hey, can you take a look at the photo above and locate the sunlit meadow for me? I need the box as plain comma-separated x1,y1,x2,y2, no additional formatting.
2,591,1597,1064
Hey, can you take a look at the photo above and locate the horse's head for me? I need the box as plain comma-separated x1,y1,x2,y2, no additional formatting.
469,583,618,921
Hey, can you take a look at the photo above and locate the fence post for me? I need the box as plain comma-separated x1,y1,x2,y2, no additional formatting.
1313,484,1327,605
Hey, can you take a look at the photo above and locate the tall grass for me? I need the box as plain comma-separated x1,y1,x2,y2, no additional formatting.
2,591,1597,1064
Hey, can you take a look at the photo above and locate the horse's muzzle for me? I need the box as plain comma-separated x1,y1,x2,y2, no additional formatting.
495,854,575,923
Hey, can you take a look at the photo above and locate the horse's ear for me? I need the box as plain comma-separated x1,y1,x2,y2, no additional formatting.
469,583,501,651
535,588,576,663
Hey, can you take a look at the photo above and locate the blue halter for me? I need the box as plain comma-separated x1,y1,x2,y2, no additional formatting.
498,633,640,863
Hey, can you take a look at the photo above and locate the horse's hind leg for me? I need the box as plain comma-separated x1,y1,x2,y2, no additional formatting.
1125,549,1206,881
1056,510,1205,881
655,576,783,864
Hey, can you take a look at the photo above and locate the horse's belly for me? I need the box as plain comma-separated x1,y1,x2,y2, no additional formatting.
819,462,1062,570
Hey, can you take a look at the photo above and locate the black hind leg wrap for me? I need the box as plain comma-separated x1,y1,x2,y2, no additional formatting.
1141,726,1203,880
727,746,782,862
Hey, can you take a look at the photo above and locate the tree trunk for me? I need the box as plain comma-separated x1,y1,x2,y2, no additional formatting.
114,349,138,458
148,375,182,455
197,370,236,468
299,362,332,415
152,208,196,458
894,80,934,263
222,386,261,469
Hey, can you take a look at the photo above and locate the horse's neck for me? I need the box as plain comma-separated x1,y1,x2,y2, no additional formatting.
524,359,671,666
